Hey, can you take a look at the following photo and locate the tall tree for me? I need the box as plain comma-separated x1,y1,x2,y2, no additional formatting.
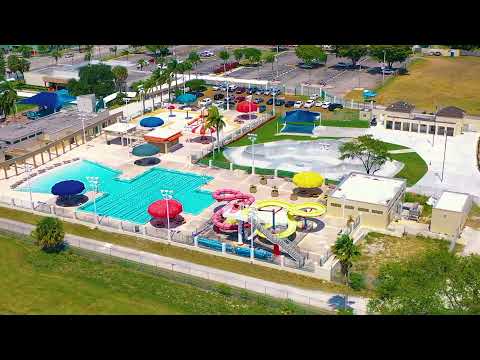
17,45,33,58
218,50,230,73
112,65,128,91
37,45,50,55
368,249,480,315
187,51,201,73
182,60,193,81
333,45,369,67
167,59,180,89
205,105,226,152
338,135,391,175
0,52,5,81
110,45,118,56
143,76,157,110
50,48,63,65
0,82,18,119
137,59,148,71
67,63,115,98
263,52,276,78
331,234,361,310
31,217,65,252
369,45,412,69
295,45,327,65
233,48,244,62
242,47,262,65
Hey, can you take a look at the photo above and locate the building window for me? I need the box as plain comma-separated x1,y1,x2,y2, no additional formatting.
358,208,370,212
437,126,445,135
394,122,401,130
330,203,342,208
28,134,35,138
21,137,28,141
446,127,454,136
345,205,354,210
429,125,436,134
386,120,393,129
402,122,410,131
13,140,20,144
372,210,384,215
420,124,427,133
411,123,419,132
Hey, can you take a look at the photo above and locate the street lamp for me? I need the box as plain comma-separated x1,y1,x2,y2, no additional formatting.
226,81,230,111
25,163,34,209
86,176,99,224
80,113,87,145
160,189,174,244
247,133,257,175
441,131,448,182
382,50,386,84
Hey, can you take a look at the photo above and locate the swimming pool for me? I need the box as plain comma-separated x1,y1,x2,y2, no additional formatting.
17,160,214,224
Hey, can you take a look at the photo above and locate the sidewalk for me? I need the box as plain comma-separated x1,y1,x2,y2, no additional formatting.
0,217,369,315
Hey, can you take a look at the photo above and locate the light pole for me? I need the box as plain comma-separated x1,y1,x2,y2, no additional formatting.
86,176,99,224
25,163,34,209
226,81,230,111
247,133,257,175
160,189,174,244
249,207,257,250
441,132,448,182
80,113,87,145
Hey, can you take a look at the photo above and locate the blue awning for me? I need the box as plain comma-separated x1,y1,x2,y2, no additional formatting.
176,93,196,104
283,110,320,123
19,91,75,113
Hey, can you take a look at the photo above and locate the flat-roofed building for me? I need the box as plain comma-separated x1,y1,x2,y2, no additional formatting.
23,65,80,89
327,172,407,229
431,191,472,236
379,102,479,136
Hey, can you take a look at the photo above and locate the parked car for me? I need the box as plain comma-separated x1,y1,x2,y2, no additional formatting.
253,97,263,104
321,101,331,109
213,93,224,100
382,68,395,75
198,98,212,107
263,89,271,96
370,117,377,126
200,50,214,57
275,99,285,106
270,88,281,96
247,87,257,95
294,101,303,108
259,104,267,113
285,100,295,108
211,85,220,91
314,101,323,107
309,93,319,100
235,96,246,103
429,51,442,56
255,89,264,95
335,62,349,68
64,53,74,58
304,100,315,108
328,103,343,111
228,84,237,92
266,98,274,105
236,87,246,94
213,100,224,108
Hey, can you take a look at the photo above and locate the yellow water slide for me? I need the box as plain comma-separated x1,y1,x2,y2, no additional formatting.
251,199,326,239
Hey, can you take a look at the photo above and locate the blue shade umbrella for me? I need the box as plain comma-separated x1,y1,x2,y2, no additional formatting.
51,180,85,197
140,117,165,128
132,143,161,157
175,93,196,104
20,91,75,114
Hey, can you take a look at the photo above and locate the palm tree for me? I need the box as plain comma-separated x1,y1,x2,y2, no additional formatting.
331,233,361,310
182,60,193,81
121,49,130,61
110,46,118,57
205,105,226,154
219,50,230,73
137,59,148,71
0,81,18,119
152,69,168,104
31,217,65,252
263,52,275,79
50,48,63,65
187,51,201,75
143,76,156,112
167,59,179,90
112,66,128,92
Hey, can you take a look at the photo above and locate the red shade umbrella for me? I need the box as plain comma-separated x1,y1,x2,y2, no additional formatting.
168,104,176,117
148,199,183,219
236,101,258,113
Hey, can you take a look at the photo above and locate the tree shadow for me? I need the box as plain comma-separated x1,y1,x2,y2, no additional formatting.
149,216,185,229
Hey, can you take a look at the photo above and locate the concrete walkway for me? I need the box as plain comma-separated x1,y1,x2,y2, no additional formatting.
461,227,480,256
388,149,416,154
0,218,369,315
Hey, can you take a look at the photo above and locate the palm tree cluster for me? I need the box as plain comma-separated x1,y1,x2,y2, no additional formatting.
0,82,18,119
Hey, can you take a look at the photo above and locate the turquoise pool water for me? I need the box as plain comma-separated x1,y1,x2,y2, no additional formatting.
17,160,214,224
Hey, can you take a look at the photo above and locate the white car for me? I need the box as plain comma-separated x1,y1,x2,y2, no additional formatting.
211,85,220,91
213,100,224,108
309,93,319,100
304,100,315,108
157,64,167,69
200,50,214,57
314,101,323,107
199,98,212,107
321,101,331,109
293,101,304,108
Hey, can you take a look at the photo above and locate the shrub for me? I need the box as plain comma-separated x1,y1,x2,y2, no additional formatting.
31,217,65,252
216,284,232,297
349,272,366,290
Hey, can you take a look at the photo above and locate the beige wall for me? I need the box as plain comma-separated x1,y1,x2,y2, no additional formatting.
23,72,46,87
431,198,472,236
327,197,393,229
384,115,461,136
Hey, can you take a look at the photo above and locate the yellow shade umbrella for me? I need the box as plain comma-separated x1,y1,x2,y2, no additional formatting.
293,171,324,188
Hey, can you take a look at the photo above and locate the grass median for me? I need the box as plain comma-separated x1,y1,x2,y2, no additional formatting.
0,205,367,296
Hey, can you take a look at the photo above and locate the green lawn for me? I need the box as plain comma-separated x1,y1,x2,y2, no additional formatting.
320,119,370,128
0,205,360,295
390,152,428,186
0,231,326,314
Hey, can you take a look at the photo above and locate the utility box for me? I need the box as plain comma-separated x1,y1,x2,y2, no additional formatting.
77,94,96,113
